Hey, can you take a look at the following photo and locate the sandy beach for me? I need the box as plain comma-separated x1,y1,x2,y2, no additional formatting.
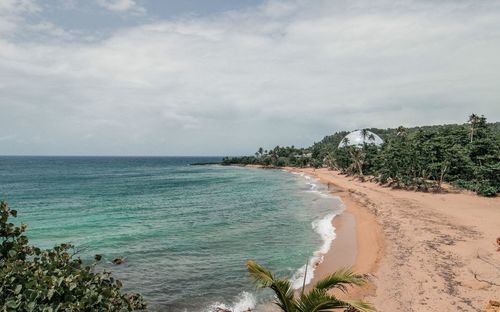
283,167,500,311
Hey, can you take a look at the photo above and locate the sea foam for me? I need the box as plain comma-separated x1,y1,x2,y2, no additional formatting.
206,291,256,312
290,174,341,289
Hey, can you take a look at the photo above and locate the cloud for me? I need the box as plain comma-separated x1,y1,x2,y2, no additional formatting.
1,0,500,155
95,0,145,14
0,0,40,33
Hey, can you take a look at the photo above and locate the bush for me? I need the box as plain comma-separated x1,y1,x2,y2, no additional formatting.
0,201,145,311
275,157,289,167
477,184,498,197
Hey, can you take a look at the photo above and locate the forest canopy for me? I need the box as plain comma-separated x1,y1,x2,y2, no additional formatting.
223,115,500,196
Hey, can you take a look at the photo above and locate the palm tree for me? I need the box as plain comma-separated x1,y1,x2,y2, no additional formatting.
396,126,406,136
348,147,365,176
361,129,369,143
468,113,478,143
468,113,480,143
323,153,337,170
246,260,374,312
341,137,350,147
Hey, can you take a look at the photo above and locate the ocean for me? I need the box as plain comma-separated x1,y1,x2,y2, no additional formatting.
0,156,344,311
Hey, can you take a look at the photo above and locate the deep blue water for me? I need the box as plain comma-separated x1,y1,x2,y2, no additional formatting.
0,156,342,311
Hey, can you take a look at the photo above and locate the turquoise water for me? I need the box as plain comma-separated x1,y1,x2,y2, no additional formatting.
0,157,343,311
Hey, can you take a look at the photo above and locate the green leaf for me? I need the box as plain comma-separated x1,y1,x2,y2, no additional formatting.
14,284,22,294
47,288,55,300
342,299,376,312
6,300,19,308
314,268,369,292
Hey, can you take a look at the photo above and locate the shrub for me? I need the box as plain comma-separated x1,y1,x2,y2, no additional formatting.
477,184,498,197
0,201,145,311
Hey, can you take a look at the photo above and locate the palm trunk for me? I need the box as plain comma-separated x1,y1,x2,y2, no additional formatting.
438,164,448,191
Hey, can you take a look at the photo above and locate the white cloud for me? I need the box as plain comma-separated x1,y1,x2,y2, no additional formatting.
0,0,40,14
0,0,40,33
1,0,500,155
95,0,145,14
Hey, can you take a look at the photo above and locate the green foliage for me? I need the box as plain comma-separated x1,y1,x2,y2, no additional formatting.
329,148,351,172
0,201,145,311
477,184,498,197
224,115,500,196
222,145,314,168
246,260,375,312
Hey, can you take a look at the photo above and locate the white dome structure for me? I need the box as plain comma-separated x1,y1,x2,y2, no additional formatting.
338,130,384,148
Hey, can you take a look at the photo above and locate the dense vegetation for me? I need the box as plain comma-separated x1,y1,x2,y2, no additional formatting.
0,201,145,311
223,115,500,196
246,260,374,312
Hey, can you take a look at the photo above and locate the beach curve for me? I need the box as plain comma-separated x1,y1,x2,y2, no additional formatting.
286,167,500,312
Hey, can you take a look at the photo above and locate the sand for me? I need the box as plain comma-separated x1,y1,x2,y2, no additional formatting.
287,167,500,312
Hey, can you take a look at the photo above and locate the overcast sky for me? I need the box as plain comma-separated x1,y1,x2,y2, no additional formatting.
1,0,499,156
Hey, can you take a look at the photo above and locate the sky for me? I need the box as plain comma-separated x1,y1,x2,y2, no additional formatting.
1,0,499,156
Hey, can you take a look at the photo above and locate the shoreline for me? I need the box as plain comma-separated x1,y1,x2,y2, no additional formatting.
244,165,500,311
283,167,383,300
292,168,500,311
244,164,383,300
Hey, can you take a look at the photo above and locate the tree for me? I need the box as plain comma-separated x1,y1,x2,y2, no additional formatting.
331,147,352,173
246,260,374,312
222,115,499,196
361,144,380,176
323,153,337,170
396,126,406,136
361,129,369,143
348,147,365,177
341,137,350,147
469,114,486,143
0,201,145,311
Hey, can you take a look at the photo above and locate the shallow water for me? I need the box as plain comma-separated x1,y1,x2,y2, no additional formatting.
0,156,343,311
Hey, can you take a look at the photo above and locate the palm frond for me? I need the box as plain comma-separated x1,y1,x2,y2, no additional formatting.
270,279,296,312
314,268,369,293
296,288,348,312
246,261,376,312
246,260,275,288
246,260,296,312
337,299,376,312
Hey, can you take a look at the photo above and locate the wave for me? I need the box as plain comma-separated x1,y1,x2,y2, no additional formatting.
290,212,337,289
304,179,330,198
206,172,341,310
205,291,256,312
290,174,341,289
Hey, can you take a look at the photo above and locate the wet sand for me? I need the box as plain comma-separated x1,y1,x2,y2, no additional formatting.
243,164,499,311
290,168,500,312
284,167,383,300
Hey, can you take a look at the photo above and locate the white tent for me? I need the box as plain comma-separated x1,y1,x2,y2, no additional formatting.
338,130,384,148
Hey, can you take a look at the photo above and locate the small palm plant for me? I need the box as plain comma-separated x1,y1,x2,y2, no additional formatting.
246,260,375,312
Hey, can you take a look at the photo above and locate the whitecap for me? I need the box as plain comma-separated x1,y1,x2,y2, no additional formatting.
290,213,337,289
205,291,256,312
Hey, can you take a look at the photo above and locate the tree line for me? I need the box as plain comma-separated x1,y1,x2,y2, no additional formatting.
223,114,500,196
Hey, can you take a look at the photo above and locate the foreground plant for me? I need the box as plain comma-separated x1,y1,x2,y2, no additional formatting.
0,201,145,311
246,260,375,312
